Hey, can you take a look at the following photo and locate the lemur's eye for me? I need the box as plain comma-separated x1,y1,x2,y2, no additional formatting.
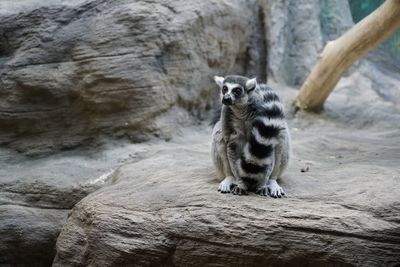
222,86,228,94
233,88,242,96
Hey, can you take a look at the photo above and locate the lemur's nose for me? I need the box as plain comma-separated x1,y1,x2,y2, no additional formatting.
222,96,232,105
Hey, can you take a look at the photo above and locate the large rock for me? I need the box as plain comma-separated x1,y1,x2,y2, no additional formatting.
53,129,400,266
0,205,67,266
1,0,392,156
0,0,265,155
0,142,147,266
320,0,353,42
263,0,354,86
0,0,268,265
53,75,400,266
263,0,323,86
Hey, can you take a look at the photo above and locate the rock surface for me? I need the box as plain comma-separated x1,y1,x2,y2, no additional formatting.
0,141,146,266
0,0,266,264
263,0,354,86
0,205,67,266
0,0,265,154
0,0,363,155
54,76,400,266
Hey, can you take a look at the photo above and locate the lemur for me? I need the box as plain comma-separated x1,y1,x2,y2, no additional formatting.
210,75,290,197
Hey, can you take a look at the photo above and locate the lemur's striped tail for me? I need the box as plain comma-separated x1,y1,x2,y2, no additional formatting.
238,87,285,180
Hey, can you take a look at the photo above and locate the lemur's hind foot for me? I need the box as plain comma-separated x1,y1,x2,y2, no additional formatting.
231,185,248,195
266,179,285,198
256,185,269,196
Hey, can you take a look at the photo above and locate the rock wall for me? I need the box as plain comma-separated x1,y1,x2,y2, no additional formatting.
0,0,265,155
263,0,354,86
0,0,360,155
0,0,266,265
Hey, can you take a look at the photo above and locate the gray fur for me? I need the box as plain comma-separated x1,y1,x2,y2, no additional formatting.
211,75,290,197
223,75,248,86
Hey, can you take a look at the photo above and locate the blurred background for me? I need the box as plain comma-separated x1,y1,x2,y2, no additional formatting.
350,0,400,65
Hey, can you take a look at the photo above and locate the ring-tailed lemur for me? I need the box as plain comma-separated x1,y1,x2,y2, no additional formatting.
210,75,290,197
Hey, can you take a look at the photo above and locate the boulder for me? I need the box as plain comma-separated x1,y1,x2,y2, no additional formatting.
0,144,133,266
0,205,67,266
0,125,167,266
53,78,400,266
53,128,400,266
0,0,265,155
0,0,267,265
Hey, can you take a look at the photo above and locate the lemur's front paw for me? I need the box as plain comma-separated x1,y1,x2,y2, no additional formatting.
231,185,248,195
267,179,285,198
218,176,235,193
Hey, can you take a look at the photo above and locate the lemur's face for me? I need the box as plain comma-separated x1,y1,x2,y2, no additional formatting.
220,82,246,106
214,75,257,107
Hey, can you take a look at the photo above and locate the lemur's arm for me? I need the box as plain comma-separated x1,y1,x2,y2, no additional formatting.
220,106,237,177
220,106,248,192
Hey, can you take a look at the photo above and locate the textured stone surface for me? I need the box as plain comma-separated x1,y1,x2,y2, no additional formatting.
0,0,393,155
263,0,322,86
54,75,400,266
0,0,267,265
320,0,353,42
0,0,265,154
0,205,67,266
263,0,354,86
0,142,145,266
53,131,400,267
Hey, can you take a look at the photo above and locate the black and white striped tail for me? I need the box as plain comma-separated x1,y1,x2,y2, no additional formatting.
238,88,285,183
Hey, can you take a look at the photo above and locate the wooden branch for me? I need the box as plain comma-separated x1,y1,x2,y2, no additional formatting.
295,0,400,112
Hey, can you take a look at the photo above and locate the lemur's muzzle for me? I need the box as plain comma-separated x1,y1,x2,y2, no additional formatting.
222,96,233,105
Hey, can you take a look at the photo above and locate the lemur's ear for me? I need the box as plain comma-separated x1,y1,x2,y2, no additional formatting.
214,76,224,88
245,78,257,93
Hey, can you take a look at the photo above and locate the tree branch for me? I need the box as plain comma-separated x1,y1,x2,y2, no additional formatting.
295,0,400,112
